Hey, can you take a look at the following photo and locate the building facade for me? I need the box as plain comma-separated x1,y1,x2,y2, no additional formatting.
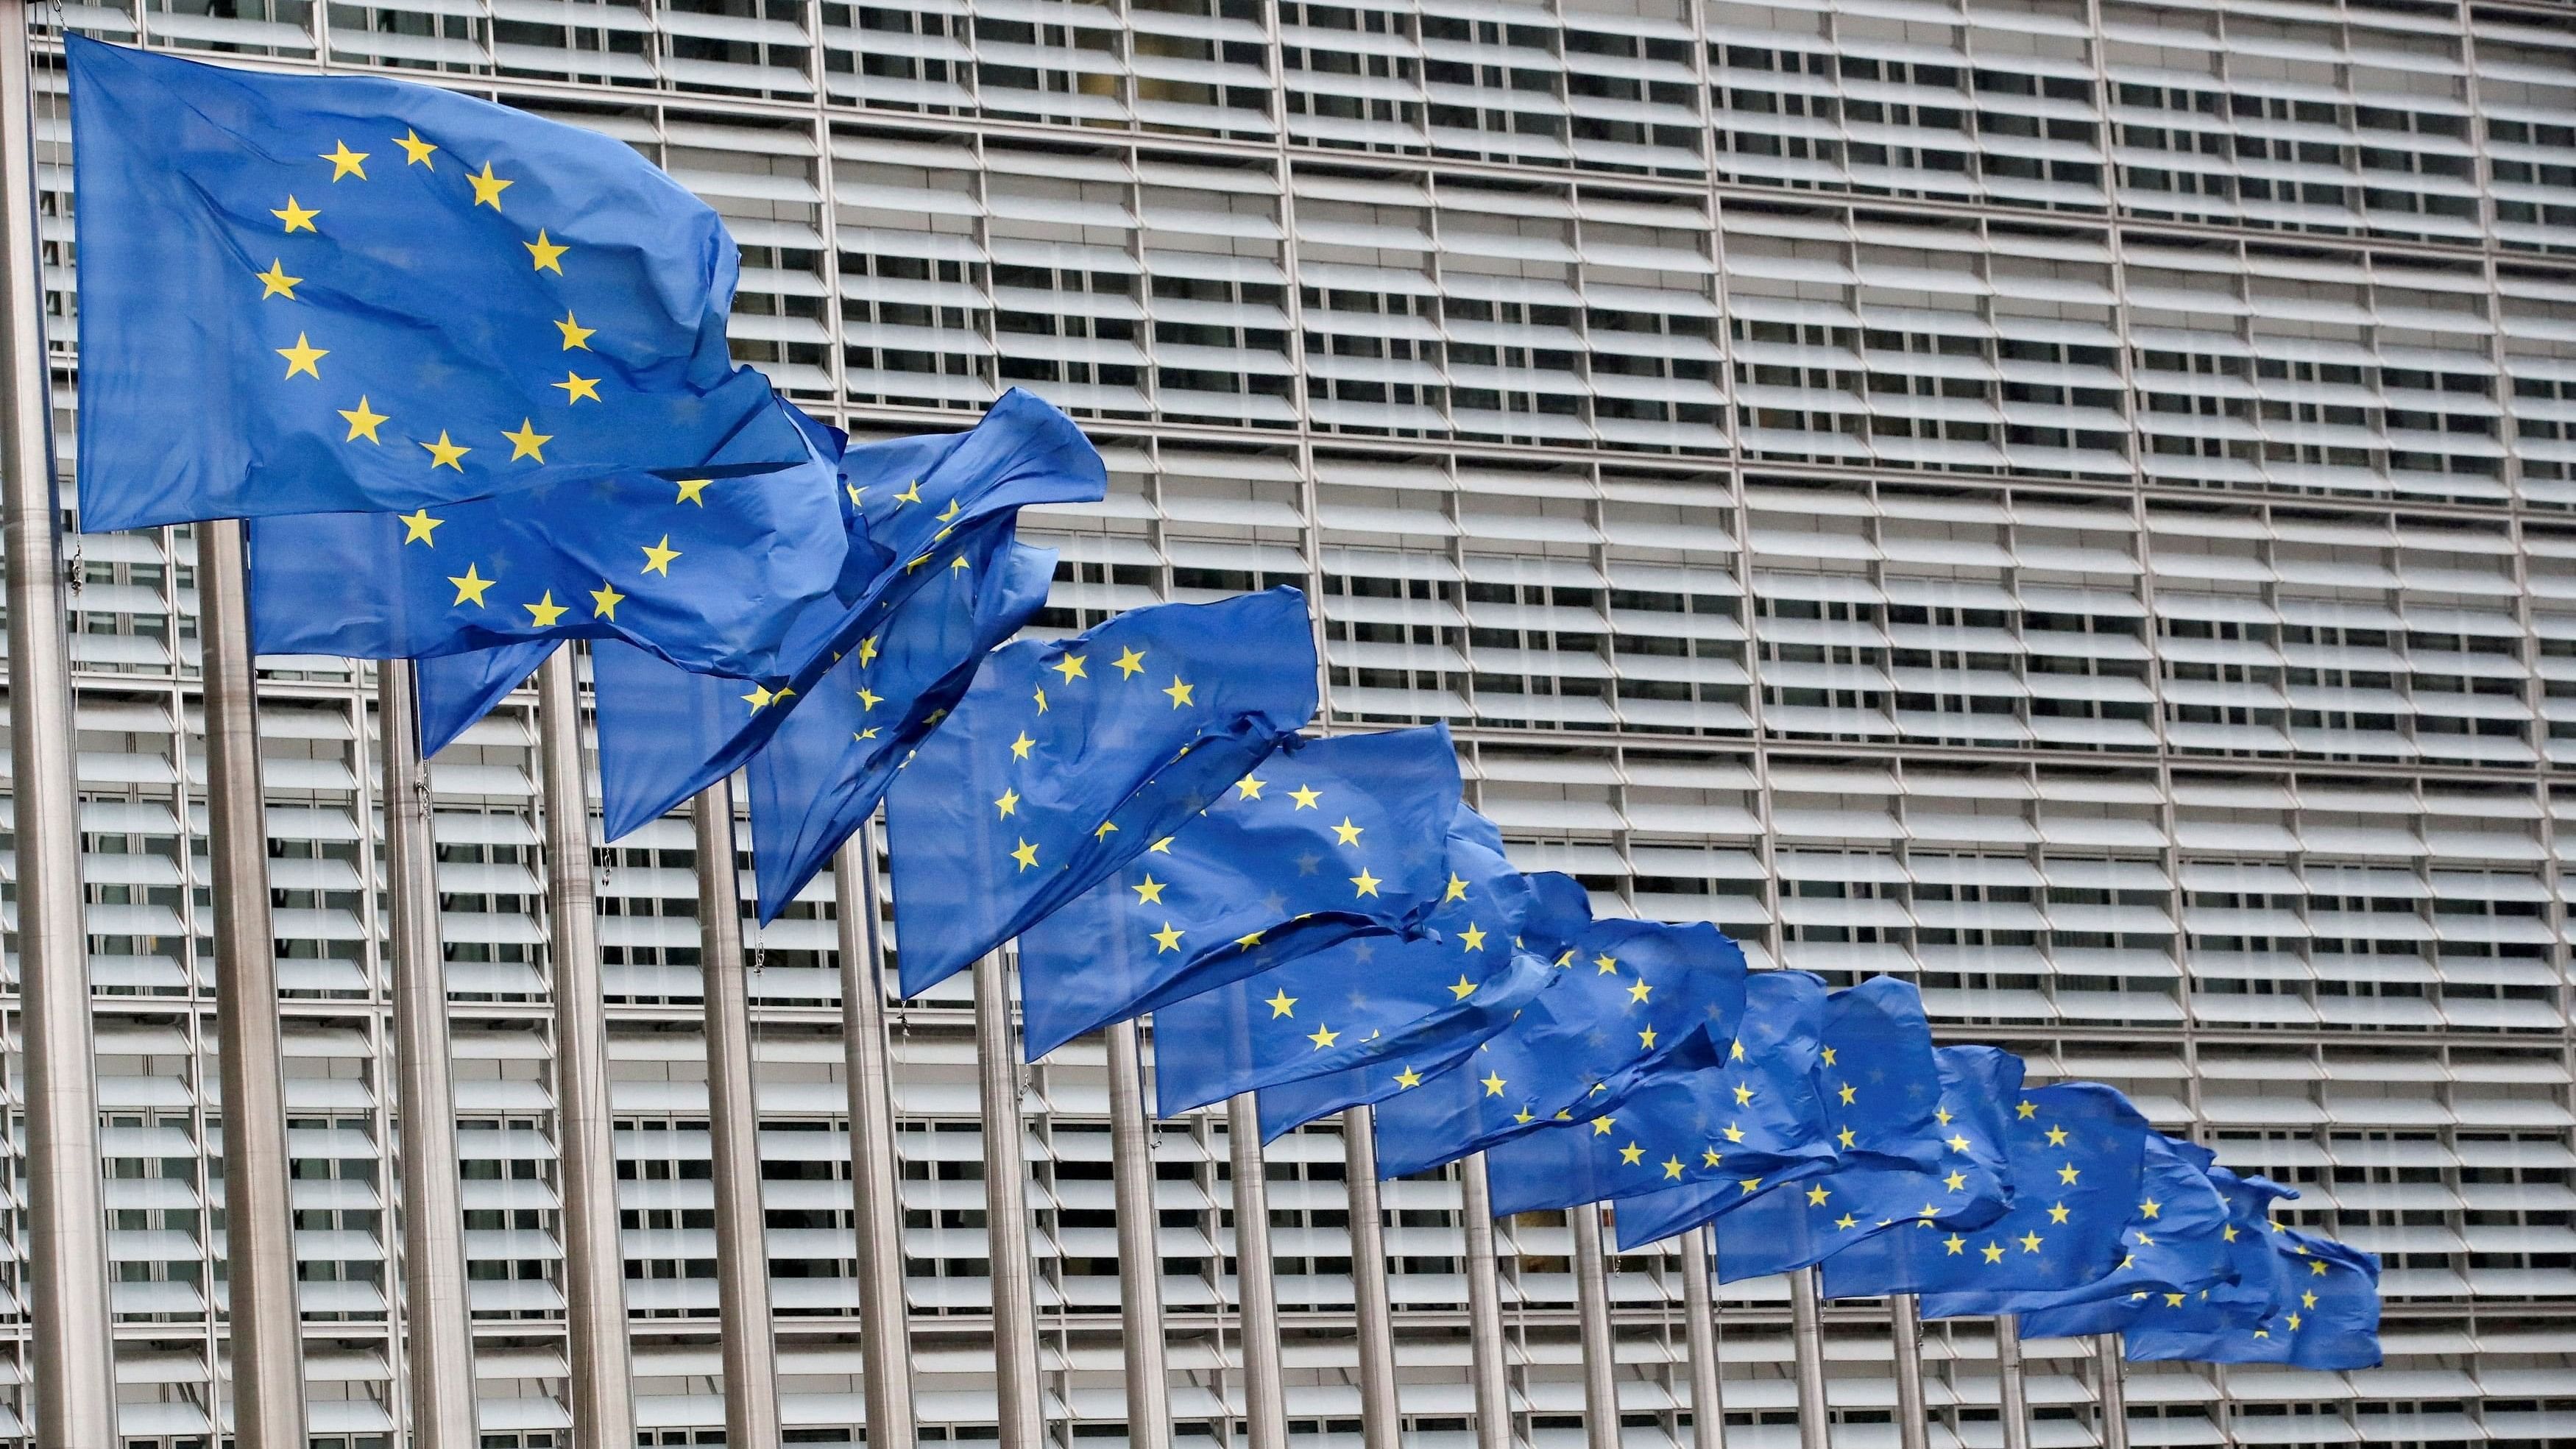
15,0,2576,1442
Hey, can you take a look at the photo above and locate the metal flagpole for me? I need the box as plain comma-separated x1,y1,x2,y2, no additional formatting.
0,8,116,1441
379,662,475,1448
534,648,636,1449
1679,1228,1723,1449
2094,1334,2129,1449
1995,1315,2031,1449
692,780,782,1446
1459,1154,1512,1449
199,520,309,1448
1227,1092,1289,1449
1786,1268,1828,1449
1343,1105,1401,1449
974,948,1047,1449
1889,1294,1929,1449
1105,1018,1172,1449
835,829,916,1449
1571,1202,1619,1449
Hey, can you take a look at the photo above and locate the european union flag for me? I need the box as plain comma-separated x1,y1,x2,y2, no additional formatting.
570,388,1108,837
2123,1214,2380,1370
1016,726,1461,1060
1484,970,1841,1218
69,36,802,531
416,640,556,754
1935,1132,2230,1326
250,403,853,680
1358,918,1748,1179
1150,812,1585,1118
888,589,1318,994
746,537,1058,921
1822,1082,2149,1305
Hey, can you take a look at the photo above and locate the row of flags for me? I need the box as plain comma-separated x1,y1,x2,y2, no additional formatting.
70,38,2380,1369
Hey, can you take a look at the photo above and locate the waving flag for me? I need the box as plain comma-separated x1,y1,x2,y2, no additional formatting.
1822,1082,2148,1305
1483,970,1839,1217
2123,1218,2381,1370
1933,1132,2230,1324
1016,726,1462,1059
1150,815,1585,1117
69,35,801,529
887,589,1318,993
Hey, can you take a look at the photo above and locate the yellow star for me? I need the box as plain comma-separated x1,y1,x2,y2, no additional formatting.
394,129,436,167
1133,875,1166,904
2048,1201,2070,1224
2310,1260,2328,1277
1332,818,1364,846
675,477,710,506
553,372,602,403
1730,1041,1745,1060
2140,1197,2162,1219
1936,1108,1955,1127
1944,1171,1968,1192
1234,775,1265,799
1981,1242,2006,1264
1449,974,1477,1001
1442,872,1468,902
2045,1125,2069,1147
1614,1141,1644,1166
1627,979,1652,1003
447,563,495,607
742,684,777,710
590,581,625,619
2015,1231,2041,1253
1011,839,1039,871
1836,1214,1857,1230
1114,646,1147,677
1808,1185,1830,1206
2016,1101,2037,1119
1638,1026,1657,1049
993,787,1020,818
555,311,595,350
1480,1071,1506,1097
1944,1234,1967,1255
640,536,680,575
339,396,389,443
2223,1225,2240,1243
1010,731,1036,761
272,196,319,233
892,479,923,505
468,162,512,209
1514,1109,1537,1124
1394,1066,1421,1089
1308,1024,1339,1049
525,230,568,274
1148,837,1174,854
1738,1177,1762,1196
1590,1116,1616,1136
857,636,880,665
1839,1082,1858,1105
2301,1290,2318,1309
1350,869,1381,898
1947,1135,1971,1153
276,333,328,379
2285,1312,2303,1331
1291,784,1324,810
502,418,551,462
255,258,300,300
420,431,469,470
1732,1083,1755,1106
1047,653,1088,684
1702,1147,1723,1167
2057,1163,2081,1186
1150,922,1184,953
1163,677,1194,708
1264,989,1296,1018
1819,1046,1838,1066
397,508,441,545
1594,954,1619,974
854,727,880,743
320,140,369,180
1836,1127,1856,1149
937,497,962,523
1458,923,1487,952
1663,1157,1685,1180
523,591,568,628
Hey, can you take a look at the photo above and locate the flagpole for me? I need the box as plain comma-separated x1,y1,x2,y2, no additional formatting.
1459,1154,1513,1449
1571,1202,1619,1449
1995,1314,2031,1449
0,6,116,1440
1227,1091,1289,1449
199,522,311,1447
974,947,1047,1449
2095,1333,2129,1449
1679,1228,1723,1449
378,662,475,1448
535,648,637,1449
1787,1267,1828,1449
1105,1018,1173,1449
1889,1294,1930,1449
691,780,782,1446
1343,1105,1402,1449
835,830,916,1449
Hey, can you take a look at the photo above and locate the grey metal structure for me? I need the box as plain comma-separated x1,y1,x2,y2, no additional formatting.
837,831,918,1449
1573,1202,1621,1449
1789,1269,1829,1449
1891,1294,1931,1449
1106,1018,1173,1449
1342,1105,1402,1449
1997,1314,2032,1449
1226,1091,1289,1449
692,782,782,1448
977,950,1048,1449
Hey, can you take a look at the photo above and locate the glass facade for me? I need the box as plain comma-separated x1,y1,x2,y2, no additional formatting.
15,0,2576,1442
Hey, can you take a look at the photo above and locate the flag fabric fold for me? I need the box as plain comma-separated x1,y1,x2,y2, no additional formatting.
69,35,800,530
1015,726,1462,1060
1929,1131,2231,1324
2122,1211,2381,1370
887,588,1319,995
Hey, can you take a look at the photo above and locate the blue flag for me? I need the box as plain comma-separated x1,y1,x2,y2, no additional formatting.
1359,918,1749,1179
2083,1167,2300,1352
1932,1132,2230,1325
1016,726,1462,1060
2123,1216,2380,1370
888,589,1318,994
68,36,801,531
1150,814,1585,1117
746,536,1058,921
1822,1082,2148,1305
250,403,854,680
586,389,1108,838
416,642,556,754
1485,970,1843,1218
